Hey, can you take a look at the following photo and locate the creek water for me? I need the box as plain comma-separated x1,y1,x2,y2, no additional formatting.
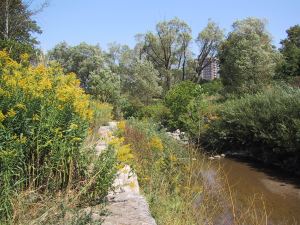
217,157,300,225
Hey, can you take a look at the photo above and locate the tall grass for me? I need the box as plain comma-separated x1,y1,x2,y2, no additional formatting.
10,102,117,224
121,119,269,225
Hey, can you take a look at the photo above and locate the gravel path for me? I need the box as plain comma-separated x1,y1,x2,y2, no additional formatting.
97,122,156,225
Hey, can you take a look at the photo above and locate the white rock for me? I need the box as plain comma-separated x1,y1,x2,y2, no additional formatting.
95,143,107,155
108,121,118,129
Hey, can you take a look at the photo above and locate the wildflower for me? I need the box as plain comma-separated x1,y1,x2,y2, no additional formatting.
117,120,126,131
203,124,210,129
117,144,134,163
128,181,136,189
15,103,26,110
109,137,125,147
32,114,40,121
72,137,82,142
7,109,16,118
0,111,5,122
0,88,10,97
169,154,177,162
19,134,27,144
20,53,29,62
54,128,61,133
70,123,78,130
149,136,164,151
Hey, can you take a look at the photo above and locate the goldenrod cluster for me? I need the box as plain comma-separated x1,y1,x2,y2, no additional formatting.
117,120,126,132
0,51,94,167
0,51,93,123
109,136,134,168
149,136,164,152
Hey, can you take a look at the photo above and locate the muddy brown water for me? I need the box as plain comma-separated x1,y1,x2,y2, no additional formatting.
218,157,300,225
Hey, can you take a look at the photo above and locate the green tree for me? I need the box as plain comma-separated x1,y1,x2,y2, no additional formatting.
219,18,278,95
88,68,120,104
48,42,105,90
143,17,192,90
278,25,300,78
106,43,162,105
126,60,162,105
0,0,45,60
194,21,224,83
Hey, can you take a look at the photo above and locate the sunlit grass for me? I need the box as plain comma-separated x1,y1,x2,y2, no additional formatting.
122,119,270,225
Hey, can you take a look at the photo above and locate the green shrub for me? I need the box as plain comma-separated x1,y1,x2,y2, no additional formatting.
164,81,203,129
200,79,223,96
203,85,300,171
119,96,144,119
139,102,171,125
180,96,220,140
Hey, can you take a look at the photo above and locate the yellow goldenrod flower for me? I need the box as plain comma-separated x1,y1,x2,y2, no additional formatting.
149,136,164,152
20,53,29,62
72,137,82,142
70,123,78,130
32,114,40,121
117,120,126,131
109,137,125,147
117,144,134,163
169,154,177,162
19,135,27,144
15,103,26,110
7,109,16,118
0,111,5,122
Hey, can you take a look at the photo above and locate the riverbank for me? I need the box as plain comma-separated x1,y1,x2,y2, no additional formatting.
120,119,277,225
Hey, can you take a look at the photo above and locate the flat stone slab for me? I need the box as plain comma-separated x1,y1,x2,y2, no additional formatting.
103,192,156,225
95,122,156,225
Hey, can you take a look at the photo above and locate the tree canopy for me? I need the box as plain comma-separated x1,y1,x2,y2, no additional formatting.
0,0,45,60
143,17,192,90
219,17,278,95
278,25,300,78
194,21,224,83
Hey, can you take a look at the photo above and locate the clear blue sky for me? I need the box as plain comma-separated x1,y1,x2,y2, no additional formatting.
32,0,300,52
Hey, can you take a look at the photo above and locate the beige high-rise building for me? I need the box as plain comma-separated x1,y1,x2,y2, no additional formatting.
201,58,220,80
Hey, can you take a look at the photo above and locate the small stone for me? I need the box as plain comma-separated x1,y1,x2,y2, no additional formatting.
91,213,101,221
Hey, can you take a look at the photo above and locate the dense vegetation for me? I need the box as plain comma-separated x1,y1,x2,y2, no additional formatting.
119,119,270,225
203,85,300,170
1,0,300,224
0,52,119,223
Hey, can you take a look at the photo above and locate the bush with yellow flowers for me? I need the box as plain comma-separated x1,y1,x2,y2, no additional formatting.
0,51,95,220
109,136,134,169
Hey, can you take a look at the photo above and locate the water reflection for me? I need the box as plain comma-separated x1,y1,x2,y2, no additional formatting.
219,156,300,225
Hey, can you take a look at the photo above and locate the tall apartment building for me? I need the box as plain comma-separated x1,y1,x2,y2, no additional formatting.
201,58,220,81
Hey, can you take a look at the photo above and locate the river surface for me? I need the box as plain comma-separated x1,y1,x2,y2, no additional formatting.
218,157,300,225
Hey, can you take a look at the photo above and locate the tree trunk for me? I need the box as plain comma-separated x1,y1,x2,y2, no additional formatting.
4,0,9,39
